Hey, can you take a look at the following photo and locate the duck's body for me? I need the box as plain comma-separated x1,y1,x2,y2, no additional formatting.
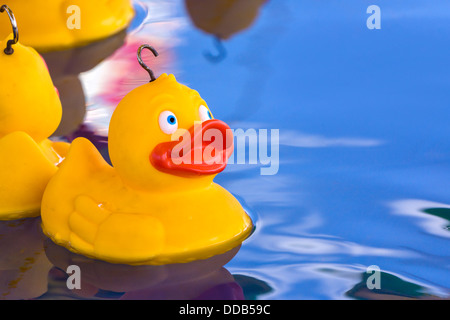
42,138,251,265
0,33,67,220
42,72,252,265
0,0,134,52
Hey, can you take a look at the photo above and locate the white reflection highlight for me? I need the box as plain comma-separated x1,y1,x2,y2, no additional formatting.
257,235,414,258
279,130,384,148
223,175,302,206
389,199,450,238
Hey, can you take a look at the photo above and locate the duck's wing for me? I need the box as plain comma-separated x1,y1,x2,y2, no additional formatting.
68,195,165,264
41,137,115,241
0,132,57,219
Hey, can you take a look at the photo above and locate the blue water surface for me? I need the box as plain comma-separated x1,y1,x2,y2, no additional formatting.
175,0,450,299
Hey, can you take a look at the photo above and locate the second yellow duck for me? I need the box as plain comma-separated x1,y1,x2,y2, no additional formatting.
0,13,67,220
0,0,134,52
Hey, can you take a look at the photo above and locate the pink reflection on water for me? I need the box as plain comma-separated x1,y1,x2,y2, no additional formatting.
95,36,173,107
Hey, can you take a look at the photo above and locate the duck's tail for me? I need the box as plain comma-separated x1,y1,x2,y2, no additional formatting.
41,137,114,241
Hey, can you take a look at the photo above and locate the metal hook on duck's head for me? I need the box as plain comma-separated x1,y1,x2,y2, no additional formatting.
0,5,19,55
137,44,159,82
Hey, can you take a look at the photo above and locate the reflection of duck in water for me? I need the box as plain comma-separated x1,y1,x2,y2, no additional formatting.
185,0,268,62
0,218,53,300
45,240,244,300
0,0,134,52
0,8,68,219
41,46,253,265
41,29,128,137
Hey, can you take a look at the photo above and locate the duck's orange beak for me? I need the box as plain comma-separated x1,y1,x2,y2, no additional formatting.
151,120,234,176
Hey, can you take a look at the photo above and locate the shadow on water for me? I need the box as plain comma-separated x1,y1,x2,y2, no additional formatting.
422,208,450,231
0,217,268,300
233,274,273,300
42,239,245,300
42,30,128,137
346,271,449,300
0,218,52,300
42,0,149,138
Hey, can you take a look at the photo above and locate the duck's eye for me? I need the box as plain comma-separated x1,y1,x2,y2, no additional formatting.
199,105,213,122
159,111,178,134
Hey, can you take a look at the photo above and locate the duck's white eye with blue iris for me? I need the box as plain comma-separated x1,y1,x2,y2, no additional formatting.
199,105,213,122
159,111,178,134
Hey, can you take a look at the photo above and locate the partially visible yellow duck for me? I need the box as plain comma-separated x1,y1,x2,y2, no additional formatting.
41,45,253,265
185,0,267,40
0,24,68,220
0,0,134,52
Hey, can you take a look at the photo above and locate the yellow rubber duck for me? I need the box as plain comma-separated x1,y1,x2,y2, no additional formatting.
0,0,134,52
41,45,253,266
0,6,68,220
